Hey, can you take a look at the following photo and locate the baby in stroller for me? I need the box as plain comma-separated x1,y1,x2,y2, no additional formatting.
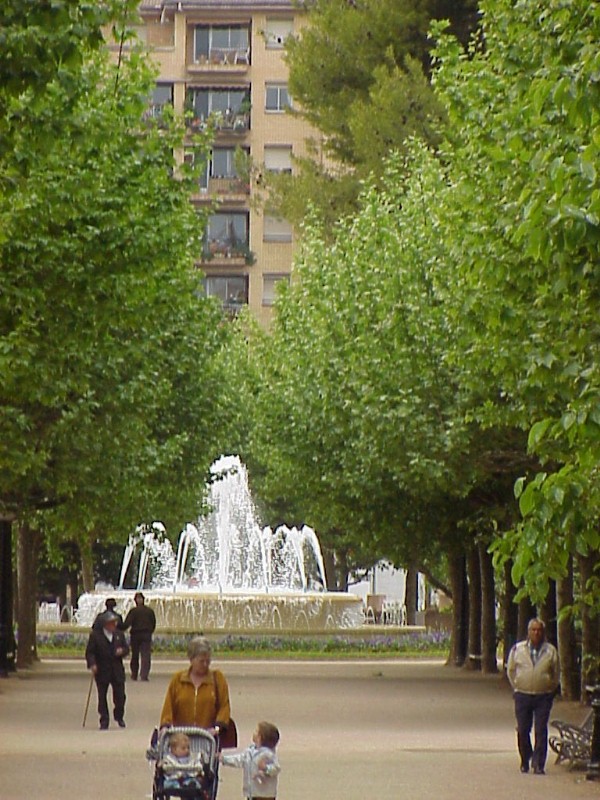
151,726,218,800
163,732,204,790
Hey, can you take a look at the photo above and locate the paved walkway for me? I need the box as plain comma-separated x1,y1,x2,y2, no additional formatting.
0,658,597,800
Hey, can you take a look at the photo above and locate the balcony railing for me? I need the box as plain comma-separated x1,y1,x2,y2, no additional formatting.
209,176,250,196
193,47,250,67
188,111,250,135
203,240,254,265
142,104,171,128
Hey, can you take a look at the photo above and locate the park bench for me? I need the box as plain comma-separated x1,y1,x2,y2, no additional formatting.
549,709,593,769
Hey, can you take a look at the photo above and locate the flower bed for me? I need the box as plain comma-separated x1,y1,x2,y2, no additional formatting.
37,629,450,658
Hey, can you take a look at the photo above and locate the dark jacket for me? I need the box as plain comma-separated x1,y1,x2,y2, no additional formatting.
85,628,129,683
122,604,156,637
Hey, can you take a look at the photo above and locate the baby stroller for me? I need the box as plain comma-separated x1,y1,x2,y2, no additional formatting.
149,726,219,800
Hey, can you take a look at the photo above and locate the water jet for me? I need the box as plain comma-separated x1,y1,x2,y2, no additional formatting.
75,456,363,631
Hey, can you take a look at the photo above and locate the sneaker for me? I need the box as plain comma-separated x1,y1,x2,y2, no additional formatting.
116,719,126,728
533,767,545,775
100,724,109,730
520,765,529,774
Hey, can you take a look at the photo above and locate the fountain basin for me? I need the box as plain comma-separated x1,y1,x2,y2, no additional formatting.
75,589,364,632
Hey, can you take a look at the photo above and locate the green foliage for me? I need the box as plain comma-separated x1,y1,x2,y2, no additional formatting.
242,149,488,584
0,1,135,96
243,0,600,611
430,0,600,597
267,0,478,225
0,29,239,558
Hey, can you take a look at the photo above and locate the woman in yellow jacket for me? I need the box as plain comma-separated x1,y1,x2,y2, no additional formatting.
160,636,231,739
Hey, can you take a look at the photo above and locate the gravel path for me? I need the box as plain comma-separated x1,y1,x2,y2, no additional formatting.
0,658,597,799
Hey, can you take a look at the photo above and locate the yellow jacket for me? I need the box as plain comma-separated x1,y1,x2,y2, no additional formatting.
160,667,231,729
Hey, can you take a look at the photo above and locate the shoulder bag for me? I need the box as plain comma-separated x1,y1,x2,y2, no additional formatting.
213,671,238,749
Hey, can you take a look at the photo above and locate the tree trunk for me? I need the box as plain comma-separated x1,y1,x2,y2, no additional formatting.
404,566,418,626
463,546,482,671
16,522,41,668
579,552,600,697
557,556,579,701
322,548,338,591
81,546,95,593
447,553,468,667
502,560,518,673
517,595,536,640
479,541,498,673
539,579,557,647
337,549,350,592
0,519,17,675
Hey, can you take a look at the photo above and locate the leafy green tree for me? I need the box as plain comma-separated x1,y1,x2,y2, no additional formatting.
425,0,598,687
431,0,600,601
263,0,477,225
0,33,238,663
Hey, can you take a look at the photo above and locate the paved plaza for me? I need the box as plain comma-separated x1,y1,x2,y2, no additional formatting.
0,657,597,800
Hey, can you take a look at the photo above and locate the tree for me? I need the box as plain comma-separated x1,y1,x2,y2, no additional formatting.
432,0,600,608
1,34,238,664
243,0,600,680
0,0,139,671
263,0,478,225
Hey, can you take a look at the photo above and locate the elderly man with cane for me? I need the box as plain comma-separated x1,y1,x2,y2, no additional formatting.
85,611,129,730
507,618,560,775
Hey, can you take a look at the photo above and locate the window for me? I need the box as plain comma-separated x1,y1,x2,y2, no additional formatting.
194,25,250,64
264,145,292,174
204,275,249,312
264,19,293,49
146,83,173,119
263,215,292,243
211,147,243,179
263,273,290,306
205,212,249,257
184,148,209,191
265,83,290,112
188,88,251,131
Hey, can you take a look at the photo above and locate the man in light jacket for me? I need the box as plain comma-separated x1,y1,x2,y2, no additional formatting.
507,618,560,775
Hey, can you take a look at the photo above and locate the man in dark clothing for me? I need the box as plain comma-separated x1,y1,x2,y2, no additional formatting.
92,598,123,632
122,591,156,681
85,611,129,729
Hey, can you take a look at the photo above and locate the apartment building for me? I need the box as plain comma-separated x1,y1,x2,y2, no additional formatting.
110,0,314,325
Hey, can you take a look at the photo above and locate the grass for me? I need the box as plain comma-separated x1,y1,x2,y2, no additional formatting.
36,630,450,660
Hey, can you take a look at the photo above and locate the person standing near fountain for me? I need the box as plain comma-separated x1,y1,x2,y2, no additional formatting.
121,591,156,681
92,598,123,632
160,637,232,740
85,611,129,729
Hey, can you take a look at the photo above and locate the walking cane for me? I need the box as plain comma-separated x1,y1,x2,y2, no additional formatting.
82,671,94,728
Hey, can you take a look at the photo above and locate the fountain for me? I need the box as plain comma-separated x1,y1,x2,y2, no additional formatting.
75,456,363,631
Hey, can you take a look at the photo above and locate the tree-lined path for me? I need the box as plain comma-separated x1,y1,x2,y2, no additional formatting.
0,659,595,799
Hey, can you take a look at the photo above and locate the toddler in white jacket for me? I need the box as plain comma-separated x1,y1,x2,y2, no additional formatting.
221,721,280,799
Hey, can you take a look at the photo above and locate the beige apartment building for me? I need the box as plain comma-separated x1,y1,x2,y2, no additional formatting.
109,0,314,325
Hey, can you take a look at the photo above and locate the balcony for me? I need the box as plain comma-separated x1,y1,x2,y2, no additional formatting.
203,239,254,266
191,176,250,204
142,103,171,128
209,176,250,197
203,274,249,318
192,24,250,72
188,111,250,136
189,47,250,73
